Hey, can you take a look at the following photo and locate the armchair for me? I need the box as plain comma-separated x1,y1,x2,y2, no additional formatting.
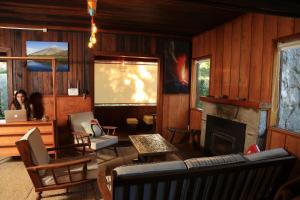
15,127,98,199
69,111,118,157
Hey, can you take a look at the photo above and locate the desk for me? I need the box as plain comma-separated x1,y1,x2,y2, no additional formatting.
129,134,178,161
0,120,55,156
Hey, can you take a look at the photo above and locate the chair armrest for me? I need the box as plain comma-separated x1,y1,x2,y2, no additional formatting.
97,169,112,200
27,156,93,171
46,143,89,151
102,126,117,135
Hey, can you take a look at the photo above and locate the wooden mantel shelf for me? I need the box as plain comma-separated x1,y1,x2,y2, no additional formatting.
200,96,271,110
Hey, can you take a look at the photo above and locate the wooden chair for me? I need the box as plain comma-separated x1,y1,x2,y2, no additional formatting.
15,127,98,199
69,111,118,157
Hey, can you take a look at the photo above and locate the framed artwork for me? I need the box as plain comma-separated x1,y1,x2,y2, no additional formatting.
163,40,190,94
26,41,68,71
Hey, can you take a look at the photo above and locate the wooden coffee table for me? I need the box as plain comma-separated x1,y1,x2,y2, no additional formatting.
129,134,178,161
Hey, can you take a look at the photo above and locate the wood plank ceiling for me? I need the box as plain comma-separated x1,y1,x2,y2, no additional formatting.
0,0,299,37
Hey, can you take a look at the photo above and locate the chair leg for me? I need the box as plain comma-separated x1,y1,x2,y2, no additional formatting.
36,192,42,200
114,146,118,157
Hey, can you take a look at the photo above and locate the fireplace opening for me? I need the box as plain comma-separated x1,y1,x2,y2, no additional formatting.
205,115,246,155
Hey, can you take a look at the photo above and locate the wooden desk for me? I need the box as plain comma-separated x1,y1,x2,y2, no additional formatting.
129,134,178,161
0,120,55,156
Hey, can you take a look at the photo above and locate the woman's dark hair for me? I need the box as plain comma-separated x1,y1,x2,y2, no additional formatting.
12,89,28,109
11,89,31,118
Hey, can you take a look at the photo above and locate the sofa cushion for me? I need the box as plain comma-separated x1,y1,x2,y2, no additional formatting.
244,148,289,161
184,154,246,169
114,160,187,178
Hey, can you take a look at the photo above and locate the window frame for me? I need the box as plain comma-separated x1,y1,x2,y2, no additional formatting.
0,47,13,111
270,39,300,134
190,55,211,110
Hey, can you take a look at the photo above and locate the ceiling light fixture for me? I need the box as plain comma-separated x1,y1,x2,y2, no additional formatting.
87,0,98,48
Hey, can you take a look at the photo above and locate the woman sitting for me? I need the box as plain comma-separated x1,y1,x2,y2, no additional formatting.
10,89,33,119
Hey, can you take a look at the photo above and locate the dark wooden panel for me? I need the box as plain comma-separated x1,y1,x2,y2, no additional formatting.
295,18,300,33
238,14,252,100
222,22,232,97
229,18,241,99
209,29,217,96
277,16,294,38
214,26,224,98
261,15,277,103
190,109,202,130
249,14,264,102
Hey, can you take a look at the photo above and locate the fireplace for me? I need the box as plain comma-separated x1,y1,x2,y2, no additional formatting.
205,115,246,155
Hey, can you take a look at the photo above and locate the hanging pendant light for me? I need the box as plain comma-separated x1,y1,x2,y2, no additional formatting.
87,0,98,48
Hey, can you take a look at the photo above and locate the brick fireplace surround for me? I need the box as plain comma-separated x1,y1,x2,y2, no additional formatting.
201,101,268,154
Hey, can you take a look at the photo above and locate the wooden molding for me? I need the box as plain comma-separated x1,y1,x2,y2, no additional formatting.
200,96,271,109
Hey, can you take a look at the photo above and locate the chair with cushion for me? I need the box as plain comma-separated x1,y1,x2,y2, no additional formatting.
69,111,118,157
16,127,98,199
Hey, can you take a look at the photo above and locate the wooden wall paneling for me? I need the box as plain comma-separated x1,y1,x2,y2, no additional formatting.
43,32,51,95
200,34,205,56
13,30,23,90
62,32,68,94
222,22,232,97
192,37,197,57
204,31,211,55
150,37,156,55
214,26,224,98
229,18,241,99
285,135,300,158
277,16,295,38
269,130,286,148
67,32,73,93
249,14,264,102
261,15,278,103
295,18,300,34
73,32,78,86
209,30,217,96
189,109,202,130
162,94,189,139
101,33,117,52
238,14,252,100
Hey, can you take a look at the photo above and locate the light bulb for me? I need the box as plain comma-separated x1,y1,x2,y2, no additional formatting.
92,23,97,33
88,41,93,48
91,34,97,44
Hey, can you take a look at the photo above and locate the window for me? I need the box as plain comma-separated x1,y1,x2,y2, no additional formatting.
192,58,210,109
0,61,8,119
94,60,158,105
277,40,300,133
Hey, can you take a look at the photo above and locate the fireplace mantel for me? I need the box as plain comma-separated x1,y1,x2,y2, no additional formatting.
200,96,271,110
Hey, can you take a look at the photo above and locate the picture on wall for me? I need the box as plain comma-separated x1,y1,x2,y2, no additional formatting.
26,41,68,71
163,40,190,94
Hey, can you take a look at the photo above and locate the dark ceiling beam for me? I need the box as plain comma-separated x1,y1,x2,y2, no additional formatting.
183,0,300,17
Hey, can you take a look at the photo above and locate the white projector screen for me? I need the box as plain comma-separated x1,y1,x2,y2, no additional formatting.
94,60,158,105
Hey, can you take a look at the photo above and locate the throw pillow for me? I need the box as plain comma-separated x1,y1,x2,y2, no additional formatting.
81,120,103,137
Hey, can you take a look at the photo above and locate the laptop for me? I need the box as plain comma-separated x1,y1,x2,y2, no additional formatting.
4,110,27,122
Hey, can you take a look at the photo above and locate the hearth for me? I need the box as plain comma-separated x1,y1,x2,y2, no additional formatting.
205,115,246,155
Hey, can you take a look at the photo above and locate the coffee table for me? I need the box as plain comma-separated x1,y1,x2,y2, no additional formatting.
129,134,178,161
